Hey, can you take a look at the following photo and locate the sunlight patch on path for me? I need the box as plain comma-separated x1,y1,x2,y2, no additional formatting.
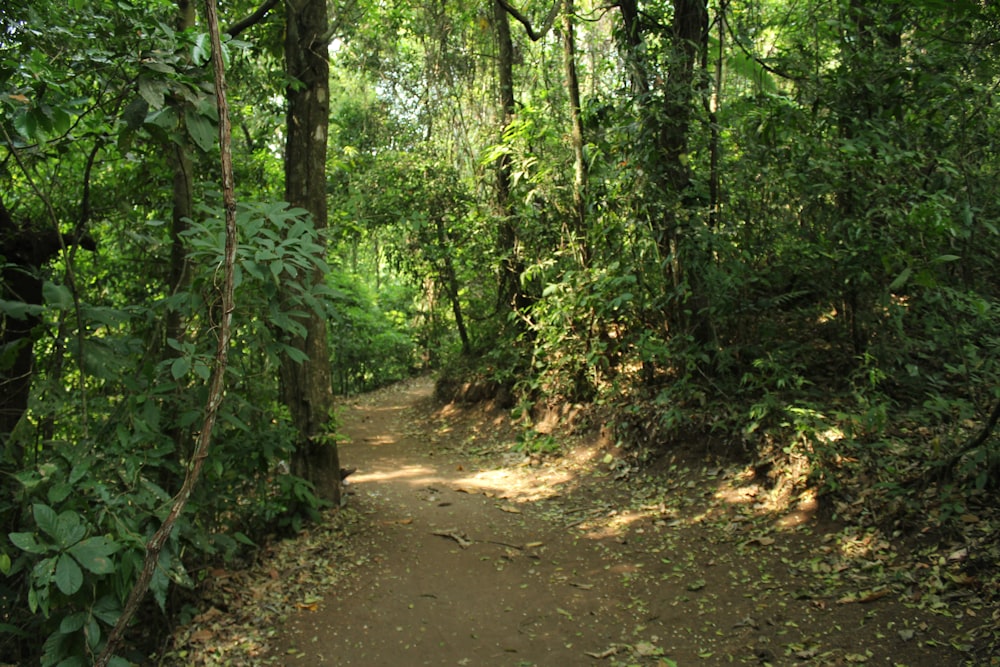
351,464,439,484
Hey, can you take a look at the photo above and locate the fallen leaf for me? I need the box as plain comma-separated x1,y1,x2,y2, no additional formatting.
382,517,413,525
635,640,660,656
499,504,522,514
837,588,889,604
947,547,968,562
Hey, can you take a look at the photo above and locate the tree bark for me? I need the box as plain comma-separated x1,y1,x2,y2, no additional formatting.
282,0,341,503
562,0,588,266
435,215,471,354
493,0,520,316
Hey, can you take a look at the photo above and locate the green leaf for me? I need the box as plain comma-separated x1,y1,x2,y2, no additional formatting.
233,532,256,546
193,359,212,381
0,298,44,320
55,653,87,667
33,504,60,541
55,554,83,595
171,356,191,380
42,282,74,310
86,615,101,651
48,482,73,505
192,32,211,66
185,109,216,152
91,595,122,625
68,537,119,574
12,109,38,140
50,106,72,135
0,552,11,574
9,532,49,554
888,267,912,291
68,460,92,485
59,611,87,634
53,511,86,549
138,77,166,109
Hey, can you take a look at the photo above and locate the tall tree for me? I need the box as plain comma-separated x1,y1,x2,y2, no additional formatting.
492,0,522,320
562,0,588,265
492,0,562,328
281,0,341,502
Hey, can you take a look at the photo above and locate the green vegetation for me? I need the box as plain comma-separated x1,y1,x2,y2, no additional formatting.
2,0,998,663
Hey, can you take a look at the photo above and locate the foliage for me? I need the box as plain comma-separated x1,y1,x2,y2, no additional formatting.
3,0,1000,662
328,270,419,395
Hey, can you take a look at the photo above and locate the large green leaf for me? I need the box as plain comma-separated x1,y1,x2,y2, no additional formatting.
0,299,44,320
59,611,87,634
42,281,74,310
68,537,119,574
185,108,216,152
32,504,60,541
55,554,83,595
53,511,86,549
9,532,48,555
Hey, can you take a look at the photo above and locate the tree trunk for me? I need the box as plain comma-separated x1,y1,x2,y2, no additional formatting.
166,0,195,349
435,215,471,354
162,0,197,466
282,0,340,503
493,0,520,316
562,0,588,266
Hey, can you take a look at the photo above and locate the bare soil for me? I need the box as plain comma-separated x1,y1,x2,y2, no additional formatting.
165,376,997,666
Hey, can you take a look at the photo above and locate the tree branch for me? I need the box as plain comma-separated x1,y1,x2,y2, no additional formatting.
498,0,562,41
226,0,279,37
724,14,804,83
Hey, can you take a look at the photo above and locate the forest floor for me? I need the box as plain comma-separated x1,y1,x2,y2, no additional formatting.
164,376,998,667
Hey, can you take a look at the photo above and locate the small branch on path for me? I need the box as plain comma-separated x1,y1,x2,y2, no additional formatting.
432,529,474,548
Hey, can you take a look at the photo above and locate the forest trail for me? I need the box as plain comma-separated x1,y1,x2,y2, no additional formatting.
254,377,974,667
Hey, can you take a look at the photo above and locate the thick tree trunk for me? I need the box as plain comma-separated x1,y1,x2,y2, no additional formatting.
282,0,340,503
0,201,94,461
616,0,711,348
662,0,710,343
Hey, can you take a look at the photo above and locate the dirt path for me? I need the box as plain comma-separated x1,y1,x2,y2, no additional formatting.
259,377,984,667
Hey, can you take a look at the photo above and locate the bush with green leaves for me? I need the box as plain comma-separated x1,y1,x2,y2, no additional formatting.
1,201,335,665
